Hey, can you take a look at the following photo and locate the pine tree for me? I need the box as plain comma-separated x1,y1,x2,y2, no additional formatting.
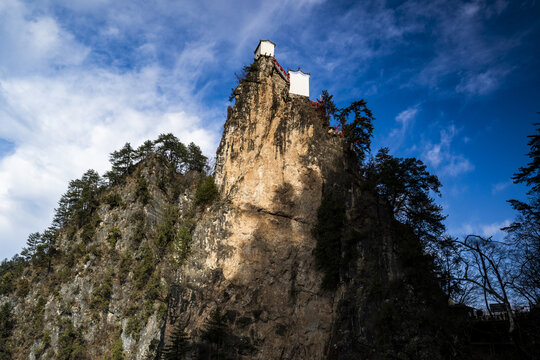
186,142,207,172
105,143,135,184
162,325,191,359
154,133,187,171
135,140,155,161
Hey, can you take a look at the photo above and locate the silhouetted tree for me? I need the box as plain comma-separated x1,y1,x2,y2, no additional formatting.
448,235,517,333
366,148,445,248
318,90,374,162
504,123,540,305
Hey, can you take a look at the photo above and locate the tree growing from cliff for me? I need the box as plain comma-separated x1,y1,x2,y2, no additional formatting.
319,90,375,162
105,143,135,185
365,148,445,249
195,176,219,206
54,169,103,228
186,142,207,172
154,133,187,172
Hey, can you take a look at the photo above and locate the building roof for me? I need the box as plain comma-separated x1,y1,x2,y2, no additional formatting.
254,40,276,54
288,68,311,76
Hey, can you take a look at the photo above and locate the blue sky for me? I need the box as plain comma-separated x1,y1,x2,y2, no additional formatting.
0,0,538,260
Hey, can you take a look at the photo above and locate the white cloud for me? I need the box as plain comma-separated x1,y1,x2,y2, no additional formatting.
0,0,89,75
449,219,512,242
0,0,225,259
385,106,418,150
422,125,474,177
492,180,512,194
456,68,512,95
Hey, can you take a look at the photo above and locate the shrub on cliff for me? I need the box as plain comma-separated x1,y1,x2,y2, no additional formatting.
195,176,219,206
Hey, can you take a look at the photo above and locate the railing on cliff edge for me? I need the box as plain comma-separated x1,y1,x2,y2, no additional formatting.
273,57,289,82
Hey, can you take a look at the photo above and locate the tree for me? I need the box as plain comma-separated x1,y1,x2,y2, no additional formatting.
504,123,540,305
194,176,219,206
135,140,155,161
316,90,336,127
448,235,517,333
105,143,135,184
54,169,103,229
318,90,374,162
186,142,207,172
154,133,187,172
337,100,374,162
366,148,445,249
162,324,191,359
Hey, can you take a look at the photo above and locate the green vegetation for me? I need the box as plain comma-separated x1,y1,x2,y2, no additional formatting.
105,192,122,208
318,90,374,162
90,271,113,312
111,334,125,360
505,123,539,305
105,143,136,185
107,227,122,248
35,331,51,358
145,339,160,360
133,245,154,289
230,62,260,101
156,205,179,249
173,226,192,265
56,318,86,360
195,176,219,206
131,209,146,243
0,303,14,359
31,296,47,336
118,251,133,283
126,314,143,341
135,177,150,205
54,169,104,229
199,307,229,358
0,271,13,295
365,147,445,249
16,277,30,297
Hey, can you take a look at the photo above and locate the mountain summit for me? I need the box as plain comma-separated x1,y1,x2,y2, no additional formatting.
0,41,453,359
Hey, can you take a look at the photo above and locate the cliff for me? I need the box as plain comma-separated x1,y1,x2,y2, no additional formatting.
0,55,452,359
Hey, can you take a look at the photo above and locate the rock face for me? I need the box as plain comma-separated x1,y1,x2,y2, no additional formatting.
165,56,349,358
1,54,450,360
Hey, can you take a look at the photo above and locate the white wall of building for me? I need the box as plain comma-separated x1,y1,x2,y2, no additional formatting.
254,40,275,58
289,70,310,97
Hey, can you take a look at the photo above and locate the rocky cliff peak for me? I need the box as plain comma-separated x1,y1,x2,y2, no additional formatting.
0,50,454,360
